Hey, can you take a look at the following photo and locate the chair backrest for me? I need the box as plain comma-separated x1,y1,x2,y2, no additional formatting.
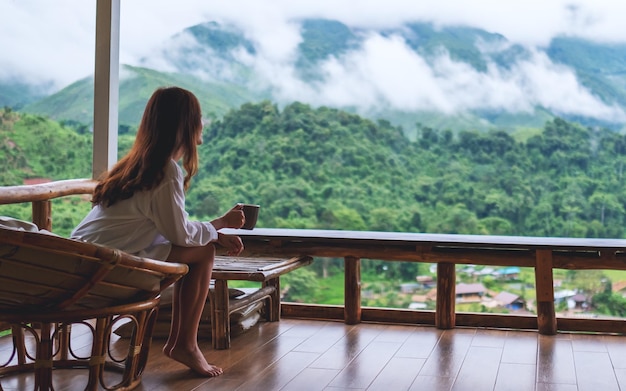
0,226,188,312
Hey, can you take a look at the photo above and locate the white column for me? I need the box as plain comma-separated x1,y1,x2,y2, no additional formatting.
92,0,120,179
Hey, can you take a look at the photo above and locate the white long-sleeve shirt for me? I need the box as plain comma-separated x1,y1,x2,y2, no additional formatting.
71,159,217,260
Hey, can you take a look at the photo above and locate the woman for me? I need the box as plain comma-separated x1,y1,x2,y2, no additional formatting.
72,86,244,377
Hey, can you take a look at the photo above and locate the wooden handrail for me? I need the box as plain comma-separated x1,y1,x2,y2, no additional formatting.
0,179,96,230
0,179,96,204
223,227,626,335
223,228,626,270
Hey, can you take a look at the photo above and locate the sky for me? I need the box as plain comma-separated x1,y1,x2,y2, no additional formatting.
2,0,626,122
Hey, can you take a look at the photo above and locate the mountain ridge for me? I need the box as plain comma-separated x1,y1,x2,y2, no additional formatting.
6,19,626,134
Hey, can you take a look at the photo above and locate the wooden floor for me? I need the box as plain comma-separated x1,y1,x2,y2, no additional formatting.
2,318,626,391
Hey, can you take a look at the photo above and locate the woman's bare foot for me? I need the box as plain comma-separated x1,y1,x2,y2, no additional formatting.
166,345,223,377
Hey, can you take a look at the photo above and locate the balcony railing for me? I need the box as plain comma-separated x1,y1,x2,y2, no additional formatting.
2,179,626,335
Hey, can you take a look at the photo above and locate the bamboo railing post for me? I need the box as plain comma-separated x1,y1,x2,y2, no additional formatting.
436,262,456,329
32,200,52,231
535,249,557,335
344,256,361,325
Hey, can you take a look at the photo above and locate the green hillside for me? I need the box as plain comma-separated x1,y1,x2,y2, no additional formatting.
401,23,511,71
547,37,626,108
185,21,256,58
296,18,360,79
5,100,626,241
0,108,92,184
24,65,263,129
0,82,48,109
0,108,94,231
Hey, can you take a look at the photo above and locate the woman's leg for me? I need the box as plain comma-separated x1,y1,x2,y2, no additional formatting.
163,243,222,377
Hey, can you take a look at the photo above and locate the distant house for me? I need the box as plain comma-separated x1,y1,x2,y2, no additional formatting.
554,289,577,304
455,283,486,303
612,280,626,297
493,291,526,310
23,178,51,185
473,267,495,277
569,294,590,310
416,275,436,289
408,302,428,310
400,283,420,294
425,289,438,302
495,267,520,281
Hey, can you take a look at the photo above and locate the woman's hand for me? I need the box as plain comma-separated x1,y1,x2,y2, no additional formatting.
217,233,244,256
211,204,245,230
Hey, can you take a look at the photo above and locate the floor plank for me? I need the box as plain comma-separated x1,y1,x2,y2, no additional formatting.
409,375,456,391
574,351,620,391
1,319,624,391
235,351,320,391
451,346,501,391
536,335,577,386
280,367,341,391
494,363,536,391
501,331,537,365
367,357,425,391
308,323,385,371
605,334,626,368
419,329,474,378
394,326,442,359
327,340,402,389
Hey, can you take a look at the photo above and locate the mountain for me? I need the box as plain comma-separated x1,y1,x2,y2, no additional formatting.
547,37,626,108
6,19,626,134
0,81,50,110
23,65,262,129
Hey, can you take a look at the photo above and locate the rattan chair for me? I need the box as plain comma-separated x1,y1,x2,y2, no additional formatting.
0,225,188,390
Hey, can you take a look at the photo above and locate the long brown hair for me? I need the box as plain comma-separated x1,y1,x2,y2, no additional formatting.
92,86,202,207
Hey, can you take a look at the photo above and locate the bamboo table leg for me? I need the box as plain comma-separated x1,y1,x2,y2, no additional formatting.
211,279,231,350
263,277,281,322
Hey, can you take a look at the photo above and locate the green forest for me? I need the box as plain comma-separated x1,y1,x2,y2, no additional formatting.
190,100,626,239
3,102,626,315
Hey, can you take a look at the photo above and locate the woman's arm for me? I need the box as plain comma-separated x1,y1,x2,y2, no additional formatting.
149,163,244,246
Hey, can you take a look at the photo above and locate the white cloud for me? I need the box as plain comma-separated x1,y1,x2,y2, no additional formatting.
514,51,626,121
240,32,625,122
1,0,626,122
313,34,452,112
202,0,626,46
0,0,95,89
